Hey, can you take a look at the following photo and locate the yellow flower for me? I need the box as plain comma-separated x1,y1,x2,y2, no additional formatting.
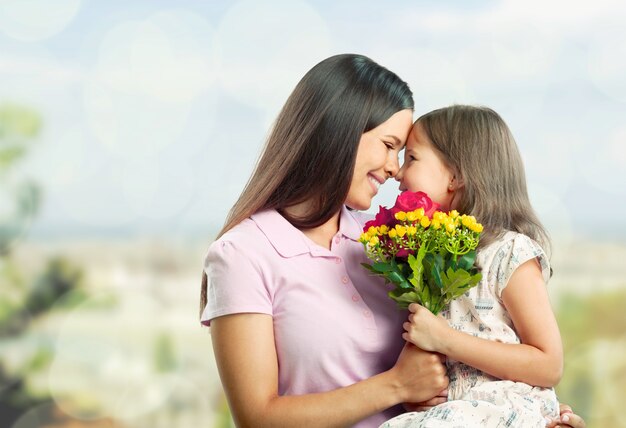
472,223,484,233
406,211,418,222
445,222,456,234
395,225,407,237
433,211,447,222
394,211,407,221
388,229,397,238
407,226,417,236
420,216,431,228
430,218,439,229
449,210,459,218
379,225,389,234
369,236,380,246
461,216,474,229
359,232,370,243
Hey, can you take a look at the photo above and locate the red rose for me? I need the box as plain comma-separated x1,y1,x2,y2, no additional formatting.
395,248,412,258
363,205,395,231
392,191,440,218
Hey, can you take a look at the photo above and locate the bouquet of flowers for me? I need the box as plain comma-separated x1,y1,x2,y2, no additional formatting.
360,191,484,314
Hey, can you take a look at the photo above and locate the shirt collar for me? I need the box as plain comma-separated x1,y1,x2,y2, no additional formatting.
250,206,363,258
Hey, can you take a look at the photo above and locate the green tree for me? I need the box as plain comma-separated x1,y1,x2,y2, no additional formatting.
0,104,85,426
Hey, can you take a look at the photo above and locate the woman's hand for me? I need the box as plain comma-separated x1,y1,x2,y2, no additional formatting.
545,404,586,428
403,389,448,412
402,303,451,353
390,343,449,404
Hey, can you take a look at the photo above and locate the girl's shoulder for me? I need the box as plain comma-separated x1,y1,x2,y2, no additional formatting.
481,230,545,257
479,231,551,296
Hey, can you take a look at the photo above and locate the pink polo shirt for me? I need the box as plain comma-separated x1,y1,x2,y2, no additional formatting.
202,206,407,427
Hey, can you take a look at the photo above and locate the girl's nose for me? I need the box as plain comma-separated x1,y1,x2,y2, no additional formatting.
395,166,407,191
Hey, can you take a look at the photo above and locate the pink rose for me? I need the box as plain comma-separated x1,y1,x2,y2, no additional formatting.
392,191,440,218
363,205,395,231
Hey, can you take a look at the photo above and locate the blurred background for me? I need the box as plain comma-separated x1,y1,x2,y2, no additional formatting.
0,0,624,426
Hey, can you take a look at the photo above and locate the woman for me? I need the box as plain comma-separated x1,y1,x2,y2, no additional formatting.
200,54,584,428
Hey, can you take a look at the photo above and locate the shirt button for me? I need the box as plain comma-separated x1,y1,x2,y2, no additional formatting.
352,295,360,302
342,276,349,284
363,310,371,318
335,258,341,264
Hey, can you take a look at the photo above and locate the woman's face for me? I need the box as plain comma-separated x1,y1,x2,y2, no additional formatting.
396,122,458,211
345,109,413,210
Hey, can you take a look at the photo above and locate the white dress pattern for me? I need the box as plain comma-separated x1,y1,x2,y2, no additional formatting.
380,231,559,428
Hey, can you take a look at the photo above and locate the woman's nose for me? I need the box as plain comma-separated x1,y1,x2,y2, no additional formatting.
385,155,400,178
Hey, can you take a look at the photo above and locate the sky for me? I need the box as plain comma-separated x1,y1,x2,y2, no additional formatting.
1,0,625,243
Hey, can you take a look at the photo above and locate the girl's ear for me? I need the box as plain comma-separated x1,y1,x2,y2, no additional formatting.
449,173,465,191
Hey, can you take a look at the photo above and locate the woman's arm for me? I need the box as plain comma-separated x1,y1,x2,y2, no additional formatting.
211,313,448,428
403,258,563,387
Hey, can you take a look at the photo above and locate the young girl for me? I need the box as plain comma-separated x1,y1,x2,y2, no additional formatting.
381,105,563,427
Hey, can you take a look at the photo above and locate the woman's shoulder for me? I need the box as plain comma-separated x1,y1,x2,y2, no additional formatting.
207,217,266,258
347,209,374,228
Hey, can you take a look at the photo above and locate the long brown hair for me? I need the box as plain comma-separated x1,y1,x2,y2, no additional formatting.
200,54,414,316
416,105,550,253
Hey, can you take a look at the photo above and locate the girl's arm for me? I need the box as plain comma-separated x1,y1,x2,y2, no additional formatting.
211,313,448,428
403,258,563,388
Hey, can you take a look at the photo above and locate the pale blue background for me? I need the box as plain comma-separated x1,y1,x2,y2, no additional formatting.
1,0,624,243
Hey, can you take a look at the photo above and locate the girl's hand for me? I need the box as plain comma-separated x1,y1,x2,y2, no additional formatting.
545,404,586,428
402,303,451,352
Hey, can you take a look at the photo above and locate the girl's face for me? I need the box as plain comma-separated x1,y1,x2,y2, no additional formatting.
345,109,413,210
396,122,459,211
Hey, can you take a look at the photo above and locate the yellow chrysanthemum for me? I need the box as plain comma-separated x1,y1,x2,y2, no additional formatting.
379,225,389,234
395,211,407,221
430,218,439,229
369,236,380,246
360,232,370,243
406,211,418,222
367,226,378,235
395,225,407,237
388,229,397,238
421,216,431,228
449,210,459,218
407,226,417,236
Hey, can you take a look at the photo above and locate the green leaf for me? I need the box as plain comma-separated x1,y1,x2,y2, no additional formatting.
386,271,408,287
388,289,422,308
457,251,477,271
407,246,427,288
361,263,376,272
372,262,394,273
430,263,443,289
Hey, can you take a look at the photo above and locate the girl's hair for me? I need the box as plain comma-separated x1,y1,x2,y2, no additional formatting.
416,105,550,253
200,54,414,316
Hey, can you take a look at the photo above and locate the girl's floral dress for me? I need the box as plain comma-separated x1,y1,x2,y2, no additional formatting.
380,231,559,428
